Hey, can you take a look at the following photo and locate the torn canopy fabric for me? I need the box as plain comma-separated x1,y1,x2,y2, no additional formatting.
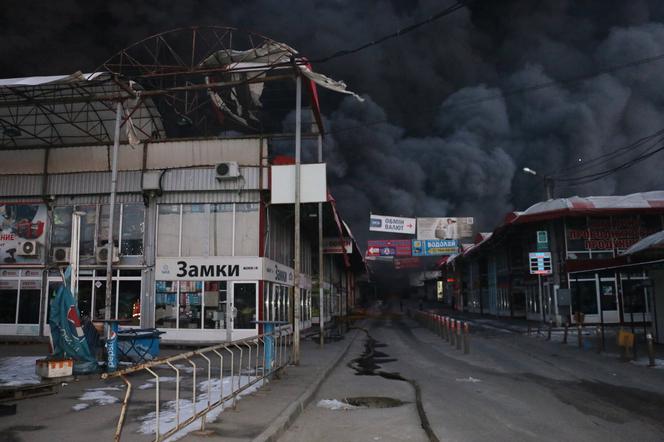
200,41,363,119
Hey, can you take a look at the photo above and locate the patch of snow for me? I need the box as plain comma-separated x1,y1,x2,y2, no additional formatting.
79,388,120,406
72,403,90,411
455,376,481,383
137,375,264,441
316,399,361,410
137,376,177,390
0,356,42,386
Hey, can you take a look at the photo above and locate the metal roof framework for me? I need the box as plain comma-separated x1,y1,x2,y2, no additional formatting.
0,26,337,151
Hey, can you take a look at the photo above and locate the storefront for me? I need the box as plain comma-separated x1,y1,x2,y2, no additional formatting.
154,256,295,342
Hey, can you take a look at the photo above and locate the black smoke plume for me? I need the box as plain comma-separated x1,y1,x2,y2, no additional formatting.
4,0,664,245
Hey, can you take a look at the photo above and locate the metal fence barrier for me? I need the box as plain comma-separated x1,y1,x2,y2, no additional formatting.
102,328,293,441
413,311,470,354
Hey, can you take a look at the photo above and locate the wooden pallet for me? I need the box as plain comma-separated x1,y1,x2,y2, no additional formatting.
0,382,58,402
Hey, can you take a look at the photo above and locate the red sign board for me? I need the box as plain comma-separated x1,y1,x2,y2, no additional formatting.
366,240,412,257
394,257,421,270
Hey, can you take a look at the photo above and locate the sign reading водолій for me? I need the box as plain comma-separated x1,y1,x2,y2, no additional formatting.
369,214,416,234
411,239,459,256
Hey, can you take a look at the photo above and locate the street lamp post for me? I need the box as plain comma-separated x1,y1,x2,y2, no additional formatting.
522,167,554,200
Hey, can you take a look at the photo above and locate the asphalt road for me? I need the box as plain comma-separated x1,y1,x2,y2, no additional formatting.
279,312,664,442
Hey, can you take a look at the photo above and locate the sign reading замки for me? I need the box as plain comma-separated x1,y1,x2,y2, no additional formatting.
369,214,416,234
155,257,294,285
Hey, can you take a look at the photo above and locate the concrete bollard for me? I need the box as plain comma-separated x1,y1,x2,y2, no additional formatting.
463,322,470,354
456,321,462,351
647,333,656,367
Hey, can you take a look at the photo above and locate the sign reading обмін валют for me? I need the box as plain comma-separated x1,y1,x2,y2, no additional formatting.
369,214,416,234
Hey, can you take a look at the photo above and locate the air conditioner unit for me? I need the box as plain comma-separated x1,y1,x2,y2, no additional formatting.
215,161,240,180
52,247,71,263
17,240,38,256
96,246,120,264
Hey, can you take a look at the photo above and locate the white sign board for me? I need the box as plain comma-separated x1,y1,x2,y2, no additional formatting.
155,257,263,281
416,217,474,240
271,163,327,204
322,237,353,254
369,214,416,234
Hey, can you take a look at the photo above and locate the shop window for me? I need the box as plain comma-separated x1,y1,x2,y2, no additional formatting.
79,205,97,257
118,280,141,325
204,281,228,329
571,280,598,315
182,204,209,257
76,280,94,319
18,279,41,324
121,204,144,256
179,280,203,329
51,206,73,247
98,204,121,247
94,280,117,320
210,204,233,256
157,205,180,257
234,282,256,329
155,281,178,328
0,280,18,323
621,276,648,314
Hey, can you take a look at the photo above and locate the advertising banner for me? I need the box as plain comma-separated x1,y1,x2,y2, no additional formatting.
394,257,421,270
416,217,473,240
366,239,412,258
411,239,459,256
322,237,353,254
369,214,416,234
0,203,48,264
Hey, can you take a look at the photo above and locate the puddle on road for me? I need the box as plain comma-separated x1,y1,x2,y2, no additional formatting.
345,396,406,408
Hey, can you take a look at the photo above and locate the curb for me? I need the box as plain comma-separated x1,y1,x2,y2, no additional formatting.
252,329,361,442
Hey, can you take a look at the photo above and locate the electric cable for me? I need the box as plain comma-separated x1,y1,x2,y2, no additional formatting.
308,1,466,64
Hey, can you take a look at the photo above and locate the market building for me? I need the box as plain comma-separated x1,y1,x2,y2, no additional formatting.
441,192,664,336
0,27,366,343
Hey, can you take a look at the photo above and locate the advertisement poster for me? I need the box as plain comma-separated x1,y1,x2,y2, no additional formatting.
0,203,48,264
366,239,412,258
322,237,353,254
416,217,474,240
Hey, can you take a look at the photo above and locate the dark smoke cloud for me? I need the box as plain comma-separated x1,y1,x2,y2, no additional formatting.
4,1,664,245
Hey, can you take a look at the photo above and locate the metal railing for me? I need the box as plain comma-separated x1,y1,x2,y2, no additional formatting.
102,327,293,441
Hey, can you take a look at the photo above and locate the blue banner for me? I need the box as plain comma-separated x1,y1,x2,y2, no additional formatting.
49,267,98,374
412,239,459,256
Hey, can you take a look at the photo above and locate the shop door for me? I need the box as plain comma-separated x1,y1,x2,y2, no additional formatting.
230,282,257,340
598,277,620,323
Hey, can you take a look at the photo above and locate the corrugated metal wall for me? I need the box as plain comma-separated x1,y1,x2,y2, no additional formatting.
0,166,262,198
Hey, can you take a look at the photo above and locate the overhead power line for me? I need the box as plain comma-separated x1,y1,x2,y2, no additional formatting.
309,1,466,64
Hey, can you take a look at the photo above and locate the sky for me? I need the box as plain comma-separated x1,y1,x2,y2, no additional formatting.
4,0,664,242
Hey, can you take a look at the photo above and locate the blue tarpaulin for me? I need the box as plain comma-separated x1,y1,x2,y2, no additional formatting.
48,267,99,374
